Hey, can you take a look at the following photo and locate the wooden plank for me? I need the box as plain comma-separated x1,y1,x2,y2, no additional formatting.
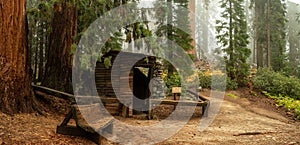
32,85,74,101
76,126,102,145
71,104,114,133
57,121,112,144
56,125,86,136
76,96,119,104
121,104,129,118
149,99,210,118
91,119,114,133
150,99,208,107
75,96,101,104
60,110,73,126
106,107,120,116
186,90,210,101
56,115,111,145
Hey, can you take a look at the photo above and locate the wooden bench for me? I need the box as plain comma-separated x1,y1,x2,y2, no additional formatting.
57,104,114,144
187,89,210,117
32,85,114,145
148,88,210,118
150,99,209,117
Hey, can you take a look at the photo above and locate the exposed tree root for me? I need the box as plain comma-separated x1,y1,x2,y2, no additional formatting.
233,131,277,136
32,91,48,116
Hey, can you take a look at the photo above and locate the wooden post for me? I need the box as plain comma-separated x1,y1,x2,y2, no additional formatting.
118,55,134,117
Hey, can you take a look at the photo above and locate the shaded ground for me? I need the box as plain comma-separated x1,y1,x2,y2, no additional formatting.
0,88,299,144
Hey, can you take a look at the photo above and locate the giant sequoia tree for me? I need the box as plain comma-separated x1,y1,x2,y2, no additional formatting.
0,0,34,114
252,0,266,68
42,0,77,93
40,0,131,92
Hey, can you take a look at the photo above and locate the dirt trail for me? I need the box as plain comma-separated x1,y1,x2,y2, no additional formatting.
1,91,299,145
100,97,300,145
158,99,300,145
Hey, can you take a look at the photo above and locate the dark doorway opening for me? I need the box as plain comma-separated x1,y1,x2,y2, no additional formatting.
132,67,151,115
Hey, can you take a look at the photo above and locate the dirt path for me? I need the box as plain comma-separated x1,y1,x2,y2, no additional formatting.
1,91,299,145
100,96,300,145
159,99,300,145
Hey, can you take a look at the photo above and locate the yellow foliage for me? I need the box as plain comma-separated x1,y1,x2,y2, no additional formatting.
204,70,224,76
162,69,168,80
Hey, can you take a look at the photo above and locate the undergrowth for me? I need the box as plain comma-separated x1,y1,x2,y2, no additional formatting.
263,91,300,120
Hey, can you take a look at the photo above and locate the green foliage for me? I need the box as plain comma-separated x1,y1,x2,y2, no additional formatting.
225,76,239,90
287,2,300,78
188,54,195,61
154,0,194,52
27,0,55,82
103,56,112,69
254,68,300,100
71,44,78,55
269,0,288,72
250,0,288,71
197,72,211,88
77,0,130,55
197,71,238,90
165,72,182,94
227,93,239,99
263,91,300,120
215,0,251,86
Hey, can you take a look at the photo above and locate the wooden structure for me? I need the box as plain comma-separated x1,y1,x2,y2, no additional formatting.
32,85,114,145
95,50,156,117
95,50,210,118
31,51,210,144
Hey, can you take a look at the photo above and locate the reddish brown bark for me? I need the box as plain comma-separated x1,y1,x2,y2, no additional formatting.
0,0,34,114
37,21,45,82
43,1,77,93
188,0,197,61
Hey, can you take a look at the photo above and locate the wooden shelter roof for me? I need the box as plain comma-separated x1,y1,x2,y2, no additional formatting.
101,50,156,68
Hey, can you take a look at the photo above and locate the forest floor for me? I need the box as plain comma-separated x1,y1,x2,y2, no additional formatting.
0,88,300,145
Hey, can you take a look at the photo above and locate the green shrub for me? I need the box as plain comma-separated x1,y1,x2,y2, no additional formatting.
226,77,239,90
254,68,300,100
164,71,239,95
198,71,238,90
227,93,240,99
296,108,300,120
198,72,211,88
165,72,182,95
263,92,300,120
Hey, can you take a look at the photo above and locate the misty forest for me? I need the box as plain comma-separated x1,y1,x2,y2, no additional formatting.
0,0,300,144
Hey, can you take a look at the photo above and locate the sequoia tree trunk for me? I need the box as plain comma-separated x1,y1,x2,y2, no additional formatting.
254,0,266,68
0,0,34,114
37,21,44,82
43,1,77,93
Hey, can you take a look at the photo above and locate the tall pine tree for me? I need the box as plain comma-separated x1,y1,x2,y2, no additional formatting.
216,0,251,86
269,0,288,72
154,0,194,75
252,0,267,68
287,1,300,78
250,0,288,71
154,0,193,53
